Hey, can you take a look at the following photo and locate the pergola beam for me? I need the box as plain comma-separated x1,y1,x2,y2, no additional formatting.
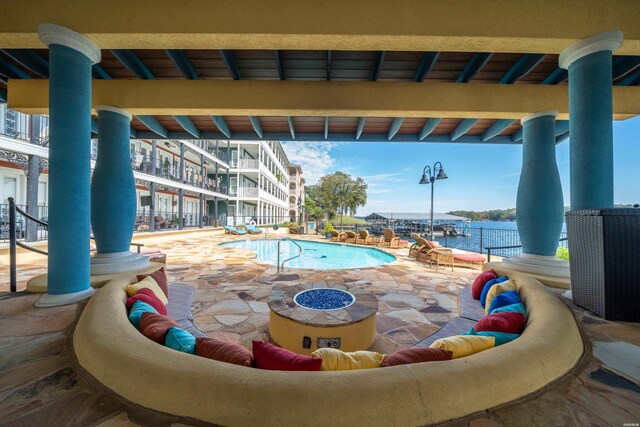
9,79,640,120
1,49,48,77
1,0,639,54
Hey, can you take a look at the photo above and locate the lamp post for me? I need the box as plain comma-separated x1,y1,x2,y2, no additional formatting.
419,162,448,241
334,183,350,231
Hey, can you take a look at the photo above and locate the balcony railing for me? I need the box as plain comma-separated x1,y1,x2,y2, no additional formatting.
236,158,259,169
231,186,259,198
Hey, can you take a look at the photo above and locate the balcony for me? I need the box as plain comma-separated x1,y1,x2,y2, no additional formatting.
236,158,259,169
232,186,259,198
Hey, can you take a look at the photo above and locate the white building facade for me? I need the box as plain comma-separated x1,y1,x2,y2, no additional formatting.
227,141,303,226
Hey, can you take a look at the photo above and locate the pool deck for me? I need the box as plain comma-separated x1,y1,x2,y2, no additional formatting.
0,229,638,425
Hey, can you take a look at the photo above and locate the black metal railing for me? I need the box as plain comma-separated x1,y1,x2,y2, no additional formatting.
486,237,568,262
228,215,293,227
1,203,48,243
7,198,49,292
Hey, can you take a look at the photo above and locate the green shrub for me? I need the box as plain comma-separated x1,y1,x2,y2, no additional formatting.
556,246,569,260
323,222,334,234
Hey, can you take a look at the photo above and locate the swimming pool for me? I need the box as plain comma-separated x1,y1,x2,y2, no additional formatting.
220,239,396,270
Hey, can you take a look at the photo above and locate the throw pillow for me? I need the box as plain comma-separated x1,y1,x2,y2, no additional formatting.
381,347,453,367
480,276,509,308
487,290,521,314
127,276,168,305
429,335,495,359
490,302,526,315
126,288,167,315
311,348,386,371
484,280,517,314
164,327,196,354
475,312,525,334
196,338,254,367
252,341,322,371
471,269,497,300
139,312,180,343
137,267,168,298
464,327,519,346
128,300,158,330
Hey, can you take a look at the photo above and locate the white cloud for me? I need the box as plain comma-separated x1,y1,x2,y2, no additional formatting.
497,171,521,178
362,173,406,183
281,141,340,184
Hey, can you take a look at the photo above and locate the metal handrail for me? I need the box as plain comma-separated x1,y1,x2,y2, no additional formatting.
485,237,568,262
8,197,49,292
277,237,302,272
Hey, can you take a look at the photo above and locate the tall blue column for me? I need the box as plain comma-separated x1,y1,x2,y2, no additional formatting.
559,31,623,210
92,107,136,252
516,111,564,256
90,106,149,274
37,24,100,306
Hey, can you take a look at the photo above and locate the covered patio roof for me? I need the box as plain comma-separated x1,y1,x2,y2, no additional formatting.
1,0,639,143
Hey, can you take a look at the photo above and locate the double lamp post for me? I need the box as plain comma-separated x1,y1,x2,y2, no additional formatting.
419,161,448,241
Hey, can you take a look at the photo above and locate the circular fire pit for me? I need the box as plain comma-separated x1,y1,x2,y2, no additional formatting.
268,284,378,355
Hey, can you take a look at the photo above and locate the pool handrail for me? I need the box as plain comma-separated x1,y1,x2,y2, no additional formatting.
277,237,302,272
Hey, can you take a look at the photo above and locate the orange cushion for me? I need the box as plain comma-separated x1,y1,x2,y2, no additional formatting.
381,348,453,366
139,312,180,343
196,338,254,367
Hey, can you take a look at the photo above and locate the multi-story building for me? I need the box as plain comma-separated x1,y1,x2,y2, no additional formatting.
0,105,232,239
288,164,305,222
227,141,304,226
1,106,303,238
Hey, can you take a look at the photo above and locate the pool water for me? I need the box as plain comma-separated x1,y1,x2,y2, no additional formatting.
220,239,396,270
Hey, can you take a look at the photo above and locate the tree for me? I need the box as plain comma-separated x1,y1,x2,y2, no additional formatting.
303,197,324,222
312,172,368,216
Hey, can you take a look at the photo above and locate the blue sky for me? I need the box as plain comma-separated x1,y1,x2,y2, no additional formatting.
282,116,640,215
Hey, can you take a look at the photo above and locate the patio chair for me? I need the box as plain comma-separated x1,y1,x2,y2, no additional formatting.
416,239,442,262
330,230,346,242
224,225,247,235
356,229,372,245
380,228,400,248
246,224,263,234
425,248,485,271
344,231,358,244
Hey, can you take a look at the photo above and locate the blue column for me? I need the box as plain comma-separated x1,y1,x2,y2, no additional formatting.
38,24,100,303
516,111,564,256
91,107,136,253
560,31,623,210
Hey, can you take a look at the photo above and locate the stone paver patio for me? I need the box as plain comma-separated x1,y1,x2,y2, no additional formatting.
0,229,638,426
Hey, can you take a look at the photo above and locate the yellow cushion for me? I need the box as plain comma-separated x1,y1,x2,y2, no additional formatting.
430,335,495,359
485,280,517,314
311,348,386,371
127,276,169,305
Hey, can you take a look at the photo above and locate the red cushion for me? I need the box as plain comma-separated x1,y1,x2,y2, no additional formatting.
196,338,254,367
454,253,486,262
472,269,497,300
252,341,322,371
475,312,525,334
126,288,167,315
399,239,409,244
137,267,168,298
139,312,180,343
381,348,453,367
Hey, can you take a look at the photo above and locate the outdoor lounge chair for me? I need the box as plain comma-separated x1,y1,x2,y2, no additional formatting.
246,224,263,234
344,231,358,244
330,230,346,242
224,225,247,235
380,228,400,248
425,248,485,271
411,236,441,259
356,229,379,245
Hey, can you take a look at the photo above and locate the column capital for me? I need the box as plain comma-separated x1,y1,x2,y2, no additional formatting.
38,23,101,64
96,105,132,121
559,30,623,69
521,110,558,125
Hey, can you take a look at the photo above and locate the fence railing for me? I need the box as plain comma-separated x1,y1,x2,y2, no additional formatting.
228,215,293,226
1,203,48,243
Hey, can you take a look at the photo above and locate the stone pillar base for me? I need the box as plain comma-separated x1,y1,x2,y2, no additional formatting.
35,287,96,308
90,251,150,275
502,253,570,278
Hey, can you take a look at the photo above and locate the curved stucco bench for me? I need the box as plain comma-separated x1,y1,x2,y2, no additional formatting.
74,275,583,427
